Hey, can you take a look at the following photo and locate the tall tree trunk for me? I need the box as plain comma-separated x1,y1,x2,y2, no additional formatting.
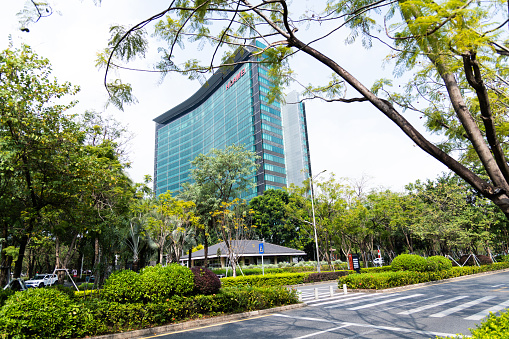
203,227,209,268
0,221,9,286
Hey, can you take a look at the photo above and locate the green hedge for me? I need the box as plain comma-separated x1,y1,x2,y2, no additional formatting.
221,272,311,287
221,270,351,287
212,266,320,276
437,310,509,338
391,254,428,272
303,271,352,283
360,266,393,273
0,286,299,338
339,262,509,290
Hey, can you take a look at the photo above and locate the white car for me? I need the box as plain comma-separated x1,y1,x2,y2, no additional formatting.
373,258,384,266
25,274,57,288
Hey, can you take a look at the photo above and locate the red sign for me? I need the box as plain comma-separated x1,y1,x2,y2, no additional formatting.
225,67,246,90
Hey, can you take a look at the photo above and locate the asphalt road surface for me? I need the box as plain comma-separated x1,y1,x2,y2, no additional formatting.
140,270,509,339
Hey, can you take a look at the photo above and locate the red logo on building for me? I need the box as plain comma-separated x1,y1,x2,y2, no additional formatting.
225,68,246,90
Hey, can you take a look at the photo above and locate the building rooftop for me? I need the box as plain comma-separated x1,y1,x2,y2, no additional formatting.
183,240,306,261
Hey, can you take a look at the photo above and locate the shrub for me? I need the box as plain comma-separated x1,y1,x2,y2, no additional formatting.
78,282,95,291
0,289,14,307
391,254,427,272
48,284,77,299
339,262,509,290
192,266,221,295
139,264,195,302
360,266,393,273
0,288,74,338
221,272,311,287
101,269,142,303
303,271,351,283
425,256,452,272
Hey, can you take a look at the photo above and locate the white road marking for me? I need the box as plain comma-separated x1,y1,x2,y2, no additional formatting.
430,296,496,318
347,294,424,311
305,293,366,306
465,299,509,321
272,314,332,323
375,295,444,312
491,284,505,288
293,324,352,338
272,314,463,338
324,293,401,309
308,294,370,307
398,295,469,315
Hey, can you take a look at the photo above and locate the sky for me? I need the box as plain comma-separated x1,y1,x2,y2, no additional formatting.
1,0,450,192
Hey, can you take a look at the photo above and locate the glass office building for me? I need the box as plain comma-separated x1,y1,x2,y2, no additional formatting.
154,45,311,198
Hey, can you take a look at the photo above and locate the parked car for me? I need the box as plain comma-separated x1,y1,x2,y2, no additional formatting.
373,257,384,266
25,273,57,288
3,278,27,291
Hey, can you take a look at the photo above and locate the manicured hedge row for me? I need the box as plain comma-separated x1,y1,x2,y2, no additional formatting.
0,286,299,338
359,266,393,273
303,271,352,283
221,270,352,287
339,262,509,290
221,272,311,287
213,268,285,276
212,266,319,276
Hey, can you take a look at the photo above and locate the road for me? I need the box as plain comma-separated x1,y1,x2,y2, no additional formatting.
140,270,509,338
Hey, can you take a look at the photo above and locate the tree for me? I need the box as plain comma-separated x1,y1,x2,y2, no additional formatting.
179,144,259,267
0,44,136,283
145,192,197,264
97,0,509,219
211,198,254,277
249,189,301,248
0,44,82,279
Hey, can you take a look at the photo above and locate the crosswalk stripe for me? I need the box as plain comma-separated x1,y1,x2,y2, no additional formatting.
465,299,509,321
429,296,496,318
324,293,401,309
375,295,444,312
398,295,469,315
308,294,368,307
305,293,365,304
347,294,424,311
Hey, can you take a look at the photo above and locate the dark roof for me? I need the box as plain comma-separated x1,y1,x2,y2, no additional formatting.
153,47,253,126
182,240,306,261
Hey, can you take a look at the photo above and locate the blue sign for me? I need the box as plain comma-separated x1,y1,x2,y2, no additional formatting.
259,243,264,254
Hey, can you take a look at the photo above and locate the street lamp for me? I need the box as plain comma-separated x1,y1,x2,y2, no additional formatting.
310,169,326,273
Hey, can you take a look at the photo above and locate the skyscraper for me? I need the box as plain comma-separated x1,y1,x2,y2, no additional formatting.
153,44,311,198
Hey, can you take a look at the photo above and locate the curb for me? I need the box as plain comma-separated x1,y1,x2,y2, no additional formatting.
90,303,306,339
347,267,509,294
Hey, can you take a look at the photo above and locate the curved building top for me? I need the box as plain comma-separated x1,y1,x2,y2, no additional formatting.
153,47,253,126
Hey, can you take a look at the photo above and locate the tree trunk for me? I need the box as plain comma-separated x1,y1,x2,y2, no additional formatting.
0,222,9,286
55,235,65,283
203,227,209,268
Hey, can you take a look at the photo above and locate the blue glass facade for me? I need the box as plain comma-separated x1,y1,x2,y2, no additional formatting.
154,45,309,198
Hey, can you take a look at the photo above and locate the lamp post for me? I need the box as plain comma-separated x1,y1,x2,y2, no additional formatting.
310,169,326,273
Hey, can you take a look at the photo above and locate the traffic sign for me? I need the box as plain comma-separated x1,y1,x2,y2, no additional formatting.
259,243,264,254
